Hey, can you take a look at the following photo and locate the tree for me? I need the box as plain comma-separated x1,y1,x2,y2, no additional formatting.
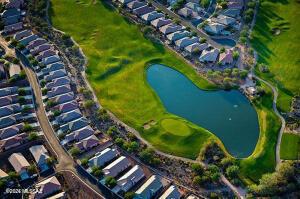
192,175,202,185
124,192,136,199
8,171,19,181
220,157,235,169
220,47,225,53
226,165,239,179
81,158,89,167
200,38,207,43
191,163,204,175
18,96,26,104
139,148,160,166
53,110,61,117
84,100,95,109
200,0,210,8
232,51,239,60
69,146,80,157
91,166,103,178
127,141,139,153
22,105,31,114
28,164,37,175
24,124,34,132
115,137,125,146
105,176,117,188
40,80,46,87
46,157,56,167
28,132,38,141
42,88,48,95
18,88,26,96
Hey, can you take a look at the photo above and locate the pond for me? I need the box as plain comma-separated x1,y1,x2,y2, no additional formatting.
146,64,259,158
213,38,236,48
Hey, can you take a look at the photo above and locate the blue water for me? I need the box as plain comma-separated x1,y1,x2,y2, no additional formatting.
146,64,259,158
213,38,236,47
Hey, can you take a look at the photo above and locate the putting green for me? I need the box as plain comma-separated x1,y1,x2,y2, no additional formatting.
161,118,191,136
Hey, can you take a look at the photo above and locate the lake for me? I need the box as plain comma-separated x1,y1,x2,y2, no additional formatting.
146,64,259,158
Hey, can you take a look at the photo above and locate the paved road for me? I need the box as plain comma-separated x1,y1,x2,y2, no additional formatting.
0,38,105,199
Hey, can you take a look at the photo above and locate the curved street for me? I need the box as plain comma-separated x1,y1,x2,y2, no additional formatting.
0,38,105,199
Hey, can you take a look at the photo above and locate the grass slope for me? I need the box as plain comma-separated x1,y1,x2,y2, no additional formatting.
50,0,218,159
280,133,300,160
239,81,281,184
251,0,300,112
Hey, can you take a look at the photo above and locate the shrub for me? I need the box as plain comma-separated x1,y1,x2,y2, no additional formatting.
91,166,103,177
191,163,204,175
105,176,117,188
226,165,239,179
84,100,95,109
18,88,26,96
81,158,89,167
124,192,136,199
28,164,38,175
24,124,33,132
69,146,80,157
28,132,38,141
139,148,160,166
200,0,210,8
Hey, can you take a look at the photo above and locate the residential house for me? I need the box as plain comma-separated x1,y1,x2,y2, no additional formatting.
116,165,145,192
151,17,172,29
141,11,164,22
218,50,233,65
0,115,18,129
3,22,23,34
159,24,183,35
204,23,225,35
178,7,193,18
27,38,47,50
59,117,89,133
14,29,31,41
44,69,67,82
29,145,50,171
75,135,99,151
52,100,77,114
184,42,208,54
31,44,52,56
51,92,74,105
46,192,66,199
159,185,181,199
56,109,82,125
0,104,20,118
3,15,20,26
199,48,220,63
118,0,134,4
166,30,190,42
133,6,155,16
212,14,236,26
36,49,57,61
103,156,131,178
46,76,70,90
0,95,18,107
47,85,72,98
227,0,244,10
0,86,18,97
1,8,20,18
31,176,61,199
9,64,21,78
0,123,24,139
0,169,9,180
8,152,30,179
134,175,163,199
0,133,27,151
185,2,201,12
64,125,94,144
126,1,147,10
4,0,24,9
41,55,60,66
41,62,65,76
19,34,39,46
88,148,119,168
175,36,199,49
221,8,241,18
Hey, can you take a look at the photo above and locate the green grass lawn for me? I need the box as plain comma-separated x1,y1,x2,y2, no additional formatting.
50,0,218,159
280,133,300,160
251,0,300,112
50,0,281,179
239,81,281,184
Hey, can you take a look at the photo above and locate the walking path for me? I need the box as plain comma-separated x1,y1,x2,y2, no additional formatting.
253,74,286,167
